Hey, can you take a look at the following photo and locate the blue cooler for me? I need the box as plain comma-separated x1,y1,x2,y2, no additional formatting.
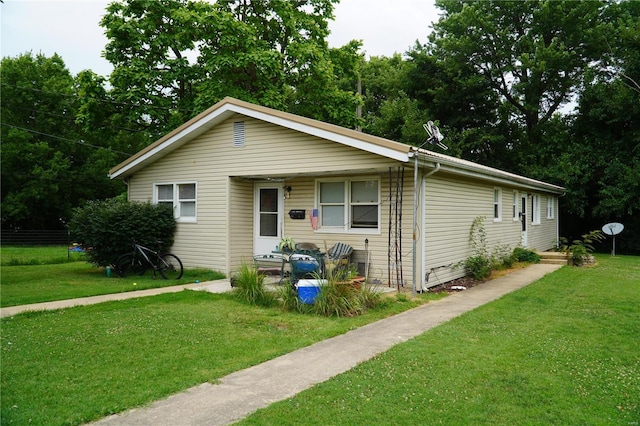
297,279,327,304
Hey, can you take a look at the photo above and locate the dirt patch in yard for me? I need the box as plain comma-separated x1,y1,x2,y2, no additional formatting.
428,262,530,294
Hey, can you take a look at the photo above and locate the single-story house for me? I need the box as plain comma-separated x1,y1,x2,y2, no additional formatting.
108,97,565,291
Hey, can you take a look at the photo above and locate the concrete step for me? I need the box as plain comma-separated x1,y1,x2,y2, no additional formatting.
536,251,569,265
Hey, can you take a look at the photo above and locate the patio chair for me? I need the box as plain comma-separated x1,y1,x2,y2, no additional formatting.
295,242,319,251
325,242,353,278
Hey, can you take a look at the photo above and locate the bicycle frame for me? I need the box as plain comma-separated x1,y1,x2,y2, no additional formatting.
115,240,183,279
133,242,165,277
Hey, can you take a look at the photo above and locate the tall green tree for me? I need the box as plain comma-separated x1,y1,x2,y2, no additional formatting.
429,0,610,156
101,0,206,137
1,53,126,230
101,0,361,135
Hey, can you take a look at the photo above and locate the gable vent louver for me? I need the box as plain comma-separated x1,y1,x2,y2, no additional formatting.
233,121,245,148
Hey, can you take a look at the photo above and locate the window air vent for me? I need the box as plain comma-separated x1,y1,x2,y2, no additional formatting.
233,121,245,147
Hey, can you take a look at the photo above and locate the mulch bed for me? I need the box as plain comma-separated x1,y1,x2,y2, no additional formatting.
427,275,484,294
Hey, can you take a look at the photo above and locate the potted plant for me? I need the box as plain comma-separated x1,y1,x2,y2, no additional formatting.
278,236,296,253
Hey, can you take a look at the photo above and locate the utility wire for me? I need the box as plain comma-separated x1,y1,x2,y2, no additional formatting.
1,123,132,157
1,82,197,113
8,106,148,134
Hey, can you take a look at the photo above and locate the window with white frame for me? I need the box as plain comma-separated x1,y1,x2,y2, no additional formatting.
318,178,379,231
512,191,519,221
532,194,541,225
546,196,555,219
493,188,502,221
154,182,197,222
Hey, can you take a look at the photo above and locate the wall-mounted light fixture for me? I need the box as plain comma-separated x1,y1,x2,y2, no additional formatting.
283,185,292,199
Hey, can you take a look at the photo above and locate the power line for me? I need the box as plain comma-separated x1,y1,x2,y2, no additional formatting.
1,123,132,157
1,82,197,114
8,106,148,134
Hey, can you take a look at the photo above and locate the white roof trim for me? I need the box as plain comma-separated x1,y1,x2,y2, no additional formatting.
226,104,410,162
109,102,409,179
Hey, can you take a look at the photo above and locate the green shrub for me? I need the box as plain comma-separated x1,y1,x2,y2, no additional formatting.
491,243,514,269
68,198,176,266
512,247,541,263
558,230,605,266
464,255,492,280
313,280,361,317
277,283,307,313
233,263,277,307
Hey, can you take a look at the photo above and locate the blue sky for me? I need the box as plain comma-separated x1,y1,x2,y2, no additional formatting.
1,0,440,77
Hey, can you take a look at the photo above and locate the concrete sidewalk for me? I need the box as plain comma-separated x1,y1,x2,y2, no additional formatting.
0,280,233,318
89,263,562,426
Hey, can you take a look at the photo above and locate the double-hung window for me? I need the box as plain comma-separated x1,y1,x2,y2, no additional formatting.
318,178,379,232
154,182,197,222
493,188,502,222
531,194,541,225
546,196,555,219
512,191,519,221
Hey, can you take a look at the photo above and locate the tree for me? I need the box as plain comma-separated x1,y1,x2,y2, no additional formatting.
101,0,361,134
101,0,206,137
429,0,610,154
1,53,126,230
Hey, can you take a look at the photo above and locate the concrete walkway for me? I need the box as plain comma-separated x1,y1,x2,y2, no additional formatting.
81,263,562,426
0,281,234,318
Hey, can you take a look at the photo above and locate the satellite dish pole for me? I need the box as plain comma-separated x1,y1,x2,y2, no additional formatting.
412,121,447,296
602,222,624,256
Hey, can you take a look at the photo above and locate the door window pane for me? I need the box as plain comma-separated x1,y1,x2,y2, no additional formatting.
260,188,278,236
260,189,278,213
260,214,278,236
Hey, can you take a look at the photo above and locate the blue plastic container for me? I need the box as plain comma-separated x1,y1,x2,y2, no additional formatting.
297,279,327,304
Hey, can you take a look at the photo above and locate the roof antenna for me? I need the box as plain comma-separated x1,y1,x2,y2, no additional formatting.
423,121,448,150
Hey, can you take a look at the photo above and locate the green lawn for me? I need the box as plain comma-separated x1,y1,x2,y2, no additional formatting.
237,255,640,425
0,246,225,307
1,255,638,425
0,283,436,425
1,245,85,266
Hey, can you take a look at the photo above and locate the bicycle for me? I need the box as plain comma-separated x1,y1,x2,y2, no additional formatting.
114,240,183,279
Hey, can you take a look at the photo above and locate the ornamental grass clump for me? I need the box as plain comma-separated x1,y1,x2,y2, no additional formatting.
232,263,276,307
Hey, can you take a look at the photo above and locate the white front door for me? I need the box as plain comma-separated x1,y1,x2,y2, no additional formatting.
254,183,284,255
520,194,528,247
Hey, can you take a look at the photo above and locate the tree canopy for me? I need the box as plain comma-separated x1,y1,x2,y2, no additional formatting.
2,0,638,253
101,0,361,137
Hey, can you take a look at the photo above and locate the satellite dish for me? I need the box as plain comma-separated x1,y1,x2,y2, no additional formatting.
602,222,624,256
602,222,624,236
423,121,448,150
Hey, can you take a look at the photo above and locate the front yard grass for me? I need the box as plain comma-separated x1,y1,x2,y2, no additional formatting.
0,246,225,307
2,254,638,425
237,255,640,425
0,285,438,425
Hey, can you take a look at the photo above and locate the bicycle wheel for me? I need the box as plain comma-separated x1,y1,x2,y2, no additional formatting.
115,253,146,278
158,253,183,279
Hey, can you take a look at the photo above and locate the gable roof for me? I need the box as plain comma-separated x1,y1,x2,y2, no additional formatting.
108,97,412,179
108,97,564,194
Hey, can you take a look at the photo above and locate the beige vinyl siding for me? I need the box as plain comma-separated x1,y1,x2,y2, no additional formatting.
269,168,414,287
229,179,254,271
127,116,403,274
125,111,560,284
423,174,523,287
527,193,558,251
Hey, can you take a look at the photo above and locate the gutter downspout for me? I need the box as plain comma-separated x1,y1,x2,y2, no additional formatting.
412,148,440,296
